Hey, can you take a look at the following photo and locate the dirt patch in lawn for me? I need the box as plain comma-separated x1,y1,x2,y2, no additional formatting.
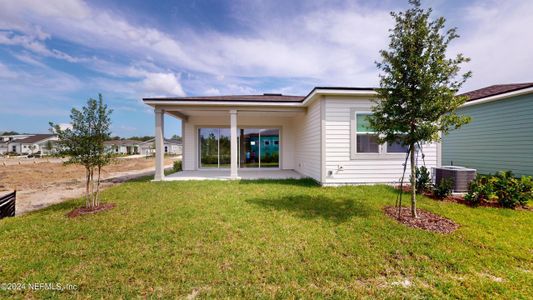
0,156,178,214
67,203,116,218
384,206,459,234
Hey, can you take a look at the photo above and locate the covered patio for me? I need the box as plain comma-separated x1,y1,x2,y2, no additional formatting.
143,93,307,181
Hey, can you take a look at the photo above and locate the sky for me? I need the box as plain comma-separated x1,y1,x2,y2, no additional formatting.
0,0,532,137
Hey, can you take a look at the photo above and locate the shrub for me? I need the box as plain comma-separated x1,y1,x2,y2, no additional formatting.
173,160,182,173
433,177,454,199
493,171,532,208
415,166,431,194
465,175,494,206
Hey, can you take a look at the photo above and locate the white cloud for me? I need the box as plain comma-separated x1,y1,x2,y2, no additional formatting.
1,0,532,99
0,0,210,72
0,31,81,63
453,0,533,90
0,59,82,117
117,124,137,132
204,87,221,96
11,52,48,68
0,62,18,79
58,123,73,131
0,0,392,87
140,72,185,97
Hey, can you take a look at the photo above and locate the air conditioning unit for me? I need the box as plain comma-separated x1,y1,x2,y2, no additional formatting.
432,166,477,193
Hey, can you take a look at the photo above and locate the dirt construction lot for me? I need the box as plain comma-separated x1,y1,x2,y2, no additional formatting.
0,156,177,215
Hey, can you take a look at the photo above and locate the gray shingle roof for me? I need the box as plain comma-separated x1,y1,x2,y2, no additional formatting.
143,87,376,103
461,82,533,101
15,134,56,144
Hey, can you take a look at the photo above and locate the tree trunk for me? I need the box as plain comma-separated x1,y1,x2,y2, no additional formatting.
95,166,102,207
89,168,94,208
410,143,418,218
85,168,91,208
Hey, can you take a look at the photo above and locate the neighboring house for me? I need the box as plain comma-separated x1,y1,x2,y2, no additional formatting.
6,134,59,155
0,134,33,142
0,142,6,154
139,138,182,156
143,87,439,184
104,140,142,155
0,134,34,154
442,82,533,176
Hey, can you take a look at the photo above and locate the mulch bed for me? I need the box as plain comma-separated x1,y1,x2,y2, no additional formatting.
67,203,116,218
394,185,504,208
384,206,459,234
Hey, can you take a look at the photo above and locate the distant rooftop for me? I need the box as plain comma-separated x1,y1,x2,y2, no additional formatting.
15,134,56,143
461,82,533,101
140,138,181,144
104,139,143,145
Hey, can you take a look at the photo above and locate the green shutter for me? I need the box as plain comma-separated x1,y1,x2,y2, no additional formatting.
356,114,374,132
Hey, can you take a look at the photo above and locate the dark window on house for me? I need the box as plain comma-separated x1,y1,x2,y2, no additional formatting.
387,136,409,153
356,113,379,153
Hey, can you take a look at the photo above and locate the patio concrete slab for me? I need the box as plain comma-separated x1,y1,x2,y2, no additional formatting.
164,169,304,181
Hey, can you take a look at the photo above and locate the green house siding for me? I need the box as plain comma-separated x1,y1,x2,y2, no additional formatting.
442,93,533,176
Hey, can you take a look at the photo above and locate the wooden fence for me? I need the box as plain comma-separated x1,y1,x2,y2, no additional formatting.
0,191,16,219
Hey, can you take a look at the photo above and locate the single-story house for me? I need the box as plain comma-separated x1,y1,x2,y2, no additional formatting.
5,134,58,155
139,138,182,156
104,140,142,155
0,134,34,155
143,87,439,184
0,142,7,154
442,82,533,176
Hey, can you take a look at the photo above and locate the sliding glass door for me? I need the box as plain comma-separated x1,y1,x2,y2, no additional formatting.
218,129,231,168
198,128,231,168
199,127,279,169
239,128,279,168
239,129,260,168
258,129,279,168
199,128,218,168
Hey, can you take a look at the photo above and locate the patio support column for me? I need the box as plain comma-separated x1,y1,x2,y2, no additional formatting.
230,109,239,179
154,107,165,181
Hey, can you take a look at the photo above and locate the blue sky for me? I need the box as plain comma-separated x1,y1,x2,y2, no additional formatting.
0,0,532,137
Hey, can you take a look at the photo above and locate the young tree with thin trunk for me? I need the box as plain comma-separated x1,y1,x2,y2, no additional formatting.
44,140,54,155
50,94,113,209
368,0,471,218
28,145,36,156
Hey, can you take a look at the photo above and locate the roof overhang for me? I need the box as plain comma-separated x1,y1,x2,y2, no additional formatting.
301,87,377,106
461,86,533,107
143,100,305,107
142,87,377,109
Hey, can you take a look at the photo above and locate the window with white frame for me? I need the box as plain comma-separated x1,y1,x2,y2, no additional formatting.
355,113,379,153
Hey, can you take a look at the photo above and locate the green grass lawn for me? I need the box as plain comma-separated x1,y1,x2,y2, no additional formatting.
1,179,532,298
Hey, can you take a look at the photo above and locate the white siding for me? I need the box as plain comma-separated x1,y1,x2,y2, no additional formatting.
322,96,438,185
182,114,296,171
293,99,322,181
